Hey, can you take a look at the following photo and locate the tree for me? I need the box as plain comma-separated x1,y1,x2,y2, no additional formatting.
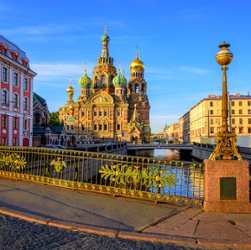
48,111,60,126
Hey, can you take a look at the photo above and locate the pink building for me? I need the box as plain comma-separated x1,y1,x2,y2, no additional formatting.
0,35,36,146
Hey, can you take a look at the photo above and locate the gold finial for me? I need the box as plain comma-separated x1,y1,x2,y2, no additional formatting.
118,61,121,73
84,62,87,74
136,44,139,58
69,76,72,86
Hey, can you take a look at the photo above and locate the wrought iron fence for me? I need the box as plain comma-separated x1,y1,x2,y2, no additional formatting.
0,146,204,205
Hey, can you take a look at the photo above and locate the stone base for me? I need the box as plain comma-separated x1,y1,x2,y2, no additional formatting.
203,159,251,213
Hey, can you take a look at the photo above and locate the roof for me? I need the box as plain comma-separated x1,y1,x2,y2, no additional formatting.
0,34,27,58
33,92,47,107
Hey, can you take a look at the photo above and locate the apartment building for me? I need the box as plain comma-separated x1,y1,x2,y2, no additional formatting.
0,35,36,146
166,93,251,144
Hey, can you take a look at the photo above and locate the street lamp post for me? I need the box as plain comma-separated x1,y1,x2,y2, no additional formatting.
209,42,242,160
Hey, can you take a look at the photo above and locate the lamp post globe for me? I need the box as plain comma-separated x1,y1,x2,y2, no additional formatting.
216,42,233,66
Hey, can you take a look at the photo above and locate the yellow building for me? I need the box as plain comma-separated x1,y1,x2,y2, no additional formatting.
189,93,251,143
166,93,251,144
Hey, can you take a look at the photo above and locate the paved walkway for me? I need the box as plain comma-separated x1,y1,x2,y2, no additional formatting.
0,178,250,249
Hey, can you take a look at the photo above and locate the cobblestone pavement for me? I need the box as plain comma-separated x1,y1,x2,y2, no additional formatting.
0,214,205,250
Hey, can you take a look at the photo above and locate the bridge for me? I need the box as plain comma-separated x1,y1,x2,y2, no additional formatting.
127,143,193,150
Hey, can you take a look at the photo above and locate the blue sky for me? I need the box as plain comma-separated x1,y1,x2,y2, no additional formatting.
1,0,251,133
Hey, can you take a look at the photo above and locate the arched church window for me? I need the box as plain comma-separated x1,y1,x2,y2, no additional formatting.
135,84,139,93
101,75,105,86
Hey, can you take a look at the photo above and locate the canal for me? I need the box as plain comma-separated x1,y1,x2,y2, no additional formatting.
127,148,201,162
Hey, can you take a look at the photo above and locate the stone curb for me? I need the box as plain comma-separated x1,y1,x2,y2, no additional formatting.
0,206,250,250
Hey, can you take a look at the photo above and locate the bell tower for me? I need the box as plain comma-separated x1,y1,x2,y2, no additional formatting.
127,46,150,123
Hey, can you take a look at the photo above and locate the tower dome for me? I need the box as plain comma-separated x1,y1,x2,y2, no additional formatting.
78,66,92,87
130,47,145,70
113,68,127,87
101,26,110,43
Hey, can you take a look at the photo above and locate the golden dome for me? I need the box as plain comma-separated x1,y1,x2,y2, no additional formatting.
130,53,145,70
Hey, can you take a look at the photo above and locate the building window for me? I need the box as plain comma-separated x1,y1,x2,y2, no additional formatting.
248,128,251,133
24,78,28,91
232,118,235,125
239,101,242,106
210,127,214,133
82,125,85,131
104,124,107,130
117,111,120,116
24,119,28,130
2,116,7,128
3,47,7,55
2,90,7,104
248,101,251,106
14,73,18,86
24,97,28,110
210,101,213,107
209,110,213,115
99,124,102,130
232,127,236,133
82,112,85,116
231,109,235,114
239,127,243,133
239,118,243,125
239,109,242,114
2,67,7,82
1,138,7,146
101,75,105,86
94,124,97,130
117,124,120,130
248,118,251,124
13,137,18,146
210,118,213,125
231,101,235,106
110,76,113,85
99,111,102,116
13,117,18,129
13,93,18,107
248,109,251,115
104,111,107,116
94,111,97,116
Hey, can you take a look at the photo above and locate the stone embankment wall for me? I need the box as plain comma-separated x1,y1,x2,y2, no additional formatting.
192,143,251,164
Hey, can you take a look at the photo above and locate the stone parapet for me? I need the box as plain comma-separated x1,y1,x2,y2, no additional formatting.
203,159,250,213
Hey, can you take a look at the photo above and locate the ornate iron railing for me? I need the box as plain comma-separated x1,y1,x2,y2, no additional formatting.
0,146,204,205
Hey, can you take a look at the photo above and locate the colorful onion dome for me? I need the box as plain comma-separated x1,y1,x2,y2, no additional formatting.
101,26,110,43
113,68,127,87
78,66,92,87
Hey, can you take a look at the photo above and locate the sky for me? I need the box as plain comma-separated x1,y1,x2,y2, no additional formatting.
1,0,251,133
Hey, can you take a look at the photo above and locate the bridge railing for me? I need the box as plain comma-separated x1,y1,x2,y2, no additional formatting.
0,146,204,205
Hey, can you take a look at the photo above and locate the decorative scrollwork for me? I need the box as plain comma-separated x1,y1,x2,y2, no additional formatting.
50,157,67,172
0,152,26,172
99,164,178,190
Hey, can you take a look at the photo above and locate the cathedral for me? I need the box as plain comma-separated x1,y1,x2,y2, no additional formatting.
58,29,151,144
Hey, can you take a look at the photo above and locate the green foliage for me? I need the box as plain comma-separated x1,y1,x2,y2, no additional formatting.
48,112,60,126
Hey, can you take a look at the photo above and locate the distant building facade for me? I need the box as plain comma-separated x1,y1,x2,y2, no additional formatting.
0,35,36,146
166,93,251,144
59,29,151,144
